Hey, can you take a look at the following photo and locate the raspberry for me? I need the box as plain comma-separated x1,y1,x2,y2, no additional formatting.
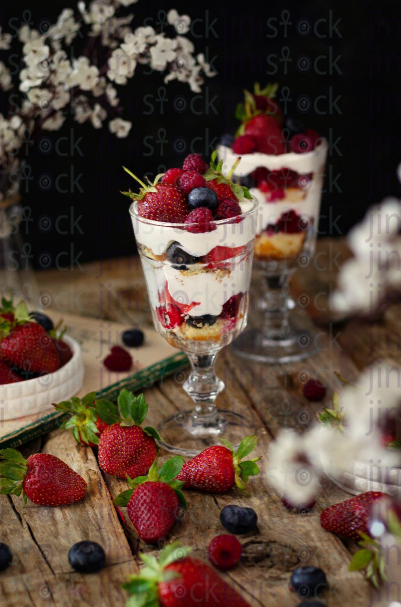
267,210,308,235
208,534,242,571
156,305,184,329
215,199,242,220
185,207,216,233
221,293,243,319
161,168,185,186
208,179,237,202
291,133,314,154
103,346,133,372
306,128,321,148
178,170,207,195
232,135,256,155
302,379,327,402
281,496,316,514
182,153,208,173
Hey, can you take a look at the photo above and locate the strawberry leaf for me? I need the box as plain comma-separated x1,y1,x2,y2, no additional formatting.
0,449,26,465
220,438,235,452
147,460,159,482
114,489,134,507
0,478,18,492
131,394,148,426
82,392,97,407
235,102,246,122
174,489,187,510
349,549,373,571
158,456,183,484
143,426,161,441
158,542,192,568
238,461,259,477
236,435,257,460
118,390,135,424
0,463,26,481
95,399,120,425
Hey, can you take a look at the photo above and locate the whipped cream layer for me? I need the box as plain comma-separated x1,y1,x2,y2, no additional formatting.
131,200,257,258
218,142,328,235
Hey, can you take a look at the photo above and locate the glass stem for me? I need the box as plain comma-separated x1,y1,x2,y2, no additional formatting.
262,274,293,341
183,353,225,420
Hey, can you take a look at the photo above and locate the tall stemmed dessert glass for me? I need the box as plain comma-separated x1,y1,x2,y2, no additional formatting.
219,83,328,363
124,152,258,455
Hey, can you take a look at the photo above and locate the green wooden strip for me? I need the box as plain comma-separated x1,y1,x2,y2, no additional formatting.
0,353,189,449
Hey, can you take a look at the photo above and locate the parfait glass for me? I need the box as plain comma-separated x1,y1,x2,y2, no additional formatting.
218,139,328,363
130,197,258,455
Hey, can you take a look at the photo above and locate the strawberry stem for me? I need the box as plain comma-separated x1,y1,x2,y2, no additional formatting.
123,166,147,189
226,157,242,180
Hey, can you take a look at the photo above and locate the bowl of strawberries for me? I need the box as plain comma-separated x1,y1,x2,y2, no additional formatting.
0,298,84,421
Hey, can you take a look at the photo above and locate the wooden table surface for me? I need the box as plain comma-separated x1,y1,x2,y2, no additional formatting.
1,237,385,607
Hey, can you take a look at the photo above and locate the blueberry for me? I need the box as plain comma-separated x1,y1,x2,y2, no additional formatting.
284,116,305,136
220,505,257,534
186,315,217,328
188,188,218,211
166,242,200,269
290,566,327,599
68,541,106,573
122,329,144,348
0,543,12,572
29,312,54,332
219,133,235,147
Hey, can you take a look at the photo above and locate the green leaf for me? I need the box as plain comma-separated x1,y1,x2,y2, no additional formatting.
0,463,26,481
159,456,183,484
211,150,218,164
123,579,155,595
235,102,246,122
169,480,185,491
174,489,187,510
143,427,161,441
238,461,259,477
62,418,77,430
95,399,120,425
118,390,135,424
241,186,252,200
147,460,159,482
349,549,373,571
127,475,148,489
82,392,97,407
53,400,75,413
236,435,257,460
219,438,235,452
72,426,81,444
14,300,29,322
158,542,192,568
83,426,100,446
0,478,18,491
0,449,26,465
131,394,148,426
139,554,159,571
114,489,134,506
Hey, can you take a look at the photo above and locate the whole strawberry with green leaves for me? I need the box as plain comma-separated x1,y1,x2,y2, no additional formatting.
203,151,252,204
53,391,108,447
114,456,186,544
177,435,260,493
96,390,159,479
0,448,86,506
123,542,251,607
0,300,59,374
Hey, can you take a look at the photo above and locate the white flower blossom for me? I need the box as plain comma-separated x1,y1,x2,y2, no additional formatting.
197,53,216,78
133,26,156,45
108,48,136,84
68,56,99,91
121,31,148,56
53,85,70,110
116,0,138,6
48,9,81,46
0,62,12,91
23,38,49,60
18,25,41,44
92,76,107,97
27,88,53,112
150,36,177,71
73,95,92,124
109,117,132,138
167,9,191,35
42,111,66,131
106,83,119,107
90,103,107,128
0,26,12,50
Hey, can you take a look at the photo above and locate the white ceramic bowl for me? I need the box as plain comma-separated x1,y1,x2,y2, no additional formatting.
0,336,84,421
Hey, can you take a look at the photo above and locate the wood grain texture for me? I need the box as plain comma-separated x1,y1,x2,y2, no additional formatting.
1,239,381,606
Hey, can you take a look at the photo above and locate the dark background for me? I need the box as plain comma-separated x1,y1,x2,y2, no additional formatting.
1,0,401,268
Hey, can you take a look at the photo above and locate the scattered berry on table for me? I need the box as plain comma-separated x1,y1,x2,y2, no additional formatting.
302,379,327,402
320,491,385,541
208,534,242,570
232,135,257,155
68,541,106,573
185,207,216,233
29,312,54,332
281,496,316,514
0,543,12,572
0,360,23,384
215,199,242,220
291,134,314,154
53,392,108,447
178,170,207,195
290,566,327,599
187,187,218,210
103,345,132,372
156,304,184,329
122,329,144,348
220,505,258,534
183,153,209,173
161,168,185,186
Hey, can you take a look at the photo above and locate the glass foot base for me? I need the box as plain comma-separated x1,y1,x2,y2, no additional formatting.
232,327,317,364
156,409,256,456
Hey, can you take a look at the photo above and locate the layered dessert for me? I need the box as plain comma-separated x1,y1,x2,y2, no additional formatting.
124,153,257,353
218,83,327,264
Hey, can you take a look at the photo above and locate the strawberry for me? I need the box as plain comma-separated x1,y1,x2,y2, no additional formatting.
202,151,251,205
123,542,251,606
320,492,386,541
0,295,15,323
202,245,248,263
0,360,22,384
53,392,108,447
0,448,86,506
54,338,73,367
121,168,189,223
208,179,238,202
232,135,256,155
0,301,60,374
235,83,283,129
244,115,286,155
177,435,260,493
114,457,186,544
96,390,159,479
156,304,184,329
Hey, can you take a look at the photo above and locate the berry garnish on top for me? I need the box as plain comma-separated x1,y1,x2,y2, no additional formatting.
161,167,185,186
188,187,218,210
185,207,216,233
178,170,206,195
183,152,209,173
215,199,242,221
